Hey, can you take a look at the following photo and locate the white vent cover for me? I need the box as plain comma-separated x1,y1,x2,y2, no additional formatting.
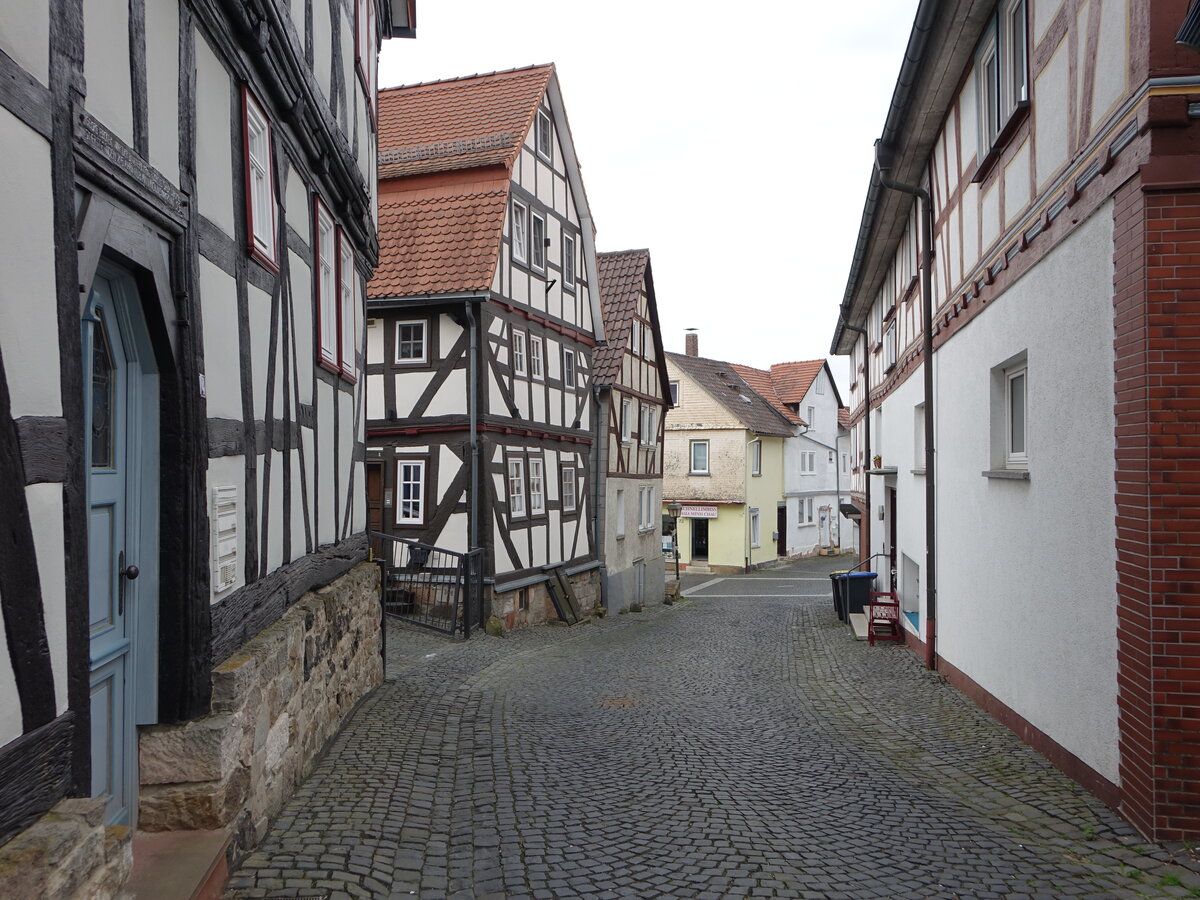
211,485,239,593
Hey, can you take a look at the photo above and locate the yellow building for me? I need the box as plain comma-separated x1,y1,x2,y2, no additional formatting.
663,341,795,574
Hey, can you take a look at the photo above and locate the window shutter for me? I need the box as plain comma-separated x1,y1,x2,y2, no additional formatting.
211,485,239,593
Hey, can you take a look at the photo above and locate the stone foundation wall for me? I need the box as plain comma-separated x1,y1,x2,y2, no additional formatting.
0,798,131,899
494,567,600,629
138,562,382,853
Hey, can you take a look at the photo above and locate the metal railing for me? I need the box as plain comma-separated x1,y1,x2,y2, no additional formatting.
370,533,485,637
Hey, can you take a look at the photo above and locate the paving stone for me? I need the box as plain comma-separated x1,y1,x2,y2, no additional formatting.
224,556,1195,898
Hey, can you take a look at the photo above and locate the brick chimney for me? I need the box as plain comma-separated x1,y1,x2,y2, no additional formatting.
685,330,698,357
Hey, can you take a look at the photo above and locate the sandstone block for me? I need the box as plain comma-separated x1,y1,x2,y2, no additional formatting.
139,714,240,785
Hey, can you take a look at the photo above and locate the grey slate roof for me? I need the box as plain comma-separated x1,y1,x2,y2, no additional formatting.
665,352,795,437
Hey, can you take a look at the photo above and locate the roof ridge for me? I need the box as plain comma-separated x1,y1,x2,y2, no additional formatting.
380,62,554,94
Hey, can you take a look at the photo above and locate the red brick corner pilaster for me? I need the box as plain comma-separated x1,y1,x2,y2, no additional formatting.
1113,177,1200,841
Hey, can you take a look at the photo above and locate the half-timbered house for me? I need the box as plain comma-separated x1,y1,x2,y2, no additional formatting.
594,250,671,611
663,337,791,575
0,0,413,892
830,0,1200,840
366,65,604,629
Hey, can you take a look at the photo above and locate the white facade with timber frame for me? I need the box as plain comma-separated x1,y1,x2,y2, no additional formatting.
831,0,1200,841
366,65,604,629
0,0,414,889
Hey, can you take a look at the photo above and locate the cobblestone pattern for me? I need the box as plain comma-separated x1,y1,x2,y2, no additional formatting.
227,558,1200,899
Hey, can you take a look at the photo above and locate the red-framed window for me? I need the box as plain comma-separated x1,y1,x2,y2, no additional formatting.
315,196,339,372
242,86,278,272
337,228,358,382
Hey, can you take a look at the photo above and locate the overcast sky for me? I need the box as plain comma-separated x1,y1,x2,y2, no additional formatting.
378,1,919,396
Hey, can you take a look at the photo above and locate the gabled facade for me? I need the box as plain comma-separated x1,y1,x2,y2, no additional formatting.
830,0,1200,841
366,65,604,628
594,250,671,610
663,343,792,575
732,360,855,556
0,0,409,889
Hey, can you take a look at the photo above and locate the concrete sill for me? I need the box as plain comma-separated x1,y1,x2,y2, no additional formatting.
982,469,1030,481
911,468,926,476
865,466,897,475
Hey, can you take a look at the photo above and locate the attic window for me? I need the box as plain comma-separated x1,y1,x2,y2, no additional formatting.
536,109,552,162
740,394,753,404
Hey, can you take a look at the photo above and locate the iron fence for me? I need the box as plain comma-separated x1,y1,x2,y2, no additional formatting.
370,532,485,637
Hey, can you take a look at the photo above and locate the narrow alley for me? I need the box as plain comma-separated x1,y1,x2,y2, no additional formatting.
226,557,1199,899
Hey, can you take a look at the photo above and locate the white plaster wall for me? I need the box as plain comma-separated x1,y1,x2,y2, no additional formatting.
936,202,1118,782
959,69,978,169
1092,0,1129,129
366,319,383,365
194,29,234,238
316,382,335,546
961,183,980,275
207,456,246,602
285,165,310,246
337,391,353,537
248,283,272,421
264,449,284,572
28,484,68,715
1005,141,1032,226
981,180,1000,254
396,371,433,418
425,369,465,417
531,524,547,568
876,366,927,607
288,449,305,562
352,460,366,534
1034,0,1064,42
1035,41,1070,191
439,511,468,554
300,432,315,553
289,253,313,406
0,108,59,417
0,608,21,744
145,0,179,185
493,511,515,573
366,374,384,419
199,258,242,420
83,0,133,144
0,0,48,85
312,0,331,102
438,445,460,502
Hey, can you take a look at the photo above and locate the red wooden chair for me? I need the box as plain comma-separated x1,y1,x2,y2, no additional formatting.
867,591,902,646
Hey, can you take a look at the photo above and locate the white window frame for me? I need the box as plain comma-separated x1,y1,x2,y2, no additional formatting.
640,406,657,447
807,406,816,429
396,460,425,525
528,457,545,515
531,212,546,271
750,439,762,476
750,508,761,548
1006,365,1028,468
536,109,552,161
395,320,427,365
615,489,625,538
976,0,1028,156
690,440,709,475
562,233,575,288
530,335,544,380
338,231,357,380
669,381,679,407
807,498,814,524
562,347,576,388
507,458,526,518
621,397,632,443
243,88,277,269
315,198,338,370
884,320,897,371
561,466,577,513
512,330,527,377
512,201,528,263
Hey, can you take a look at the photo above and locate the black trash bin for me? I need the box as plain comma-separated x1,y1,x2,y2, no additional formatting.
842,572,877,618
829,570,850,621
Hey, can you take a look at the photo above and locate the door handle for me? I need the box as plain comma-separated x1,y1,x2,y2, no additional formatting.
117,551,138,617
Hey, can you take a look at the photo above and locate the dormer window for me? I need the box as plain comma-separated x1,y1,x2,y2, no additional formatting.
536,109,552,162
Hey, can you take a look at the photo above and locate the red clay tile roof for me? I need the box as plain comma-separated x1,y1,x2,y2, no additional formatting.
768,360,826,404
594,250,650,382
838,407,851,430
368,176,509,298
730,364,805,425
377,65,554,179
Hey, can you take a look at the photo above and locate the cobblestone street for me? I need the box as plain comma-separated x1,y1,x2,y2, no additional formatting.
227,557,1200,899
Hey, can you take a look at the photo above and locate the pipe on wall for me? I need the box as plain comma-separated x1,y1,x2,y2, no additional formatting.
591,381,608,609
873,139,937,671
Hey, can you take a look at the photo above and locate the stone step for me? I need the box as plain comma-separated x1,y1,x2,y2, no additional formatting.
126,828,230,900
849,612,869,640
683,563,712,575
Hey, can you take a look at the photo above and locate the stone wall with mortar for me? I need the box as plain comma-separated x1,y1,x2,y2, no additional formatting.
138,562,382,854
0,797,131,899
493,568,600,630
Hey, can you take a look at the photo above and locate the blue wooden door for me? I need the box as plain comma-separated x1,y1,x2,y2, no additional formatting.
85,269,157,827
